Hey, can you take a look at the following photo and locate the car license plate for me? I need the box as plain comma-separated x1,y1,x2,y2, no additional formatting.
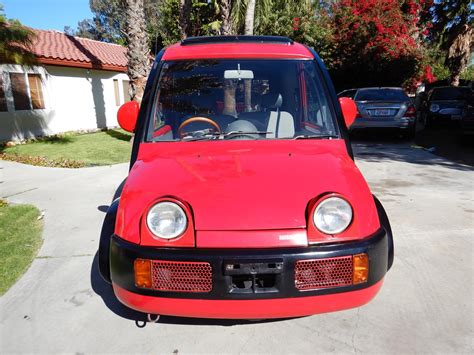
374,109,390,116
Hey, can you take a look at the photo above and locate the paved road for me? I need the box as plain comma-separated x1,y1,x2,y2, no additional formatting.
1,142,473,354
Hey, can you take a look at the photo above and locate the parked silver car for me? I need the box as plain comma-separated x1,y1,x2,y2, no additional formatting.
338,87,417,138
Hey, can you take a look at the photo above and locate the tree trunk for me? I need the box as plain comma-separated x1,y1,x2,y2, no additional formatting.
244,0,256,35
244,80,252,112
219,0,233,35
125,0,150,103
179,0,192,39
222,80,237,116
446,24,472,87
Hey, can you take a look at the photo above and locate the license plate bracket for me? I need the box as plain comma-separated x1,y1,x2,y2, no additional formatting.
374,109,390,116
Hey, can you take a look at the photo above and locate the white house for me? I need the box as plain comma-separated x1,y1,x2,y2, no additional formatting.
0,29,130,142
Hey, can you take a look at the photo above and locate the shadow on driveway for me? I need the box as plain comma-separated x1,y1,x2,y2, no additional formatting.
351,129,474,172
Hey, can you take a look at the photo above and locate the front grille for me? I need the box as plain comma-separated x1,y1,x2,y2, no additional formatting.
151,260,212,293
295,256,353,291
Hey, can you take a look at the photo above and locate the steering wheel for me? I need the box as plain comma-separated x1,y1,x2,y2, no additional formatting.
178,116,221,138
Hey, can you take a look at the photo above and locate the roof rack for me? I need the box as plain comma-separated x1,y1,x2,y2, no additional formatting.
181,35,294,46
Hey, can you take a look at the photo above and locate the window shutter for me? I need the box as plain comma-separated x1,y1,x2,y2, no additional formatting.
122,80,131,103
113,79,120,106
28,74,45,109
10,73,31,110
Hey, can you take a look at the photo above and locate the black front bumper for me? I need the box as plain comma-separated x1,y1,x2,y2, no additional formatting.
110,228,389,300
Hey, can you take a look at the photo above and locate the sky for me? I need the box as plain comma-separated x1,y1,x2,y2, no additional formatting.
2,0,93,31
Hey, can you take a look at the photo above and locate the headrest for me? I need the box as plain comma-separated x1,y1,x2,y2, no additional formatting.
261,93,283,110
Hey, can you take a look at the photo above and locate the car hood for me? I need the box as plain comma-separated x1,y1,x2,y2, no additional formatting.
117,140,376,240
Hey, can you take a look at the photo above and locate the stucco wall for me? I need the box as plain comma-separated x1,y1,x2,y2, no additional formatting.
0,64,129,141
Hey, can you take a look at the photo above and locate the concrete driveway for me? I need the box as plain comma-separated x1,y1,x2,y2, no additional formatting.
0,142,472,354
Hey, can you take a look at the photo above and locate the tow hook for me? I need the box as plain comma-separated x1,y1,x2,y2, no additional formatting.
135,314,160,328
147,314,160,323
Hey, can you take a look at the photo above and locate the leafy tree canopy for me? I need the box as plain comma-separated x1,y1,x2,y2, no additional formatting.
421,0,473,85
0,4,36,65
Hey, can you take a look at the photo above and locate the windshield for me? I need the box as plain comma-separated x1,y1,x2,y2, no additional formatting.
147,59,338,142
355,88,409,102
431,87,471,101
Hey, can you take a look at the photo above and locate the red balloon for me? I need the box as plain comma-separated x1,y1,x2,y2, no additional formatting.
338,97,358,128
117,101,139,132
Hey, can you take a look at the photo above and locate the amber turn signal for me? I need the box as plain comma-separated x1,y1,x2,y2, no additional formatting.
353,253,369,284
134,258,152,288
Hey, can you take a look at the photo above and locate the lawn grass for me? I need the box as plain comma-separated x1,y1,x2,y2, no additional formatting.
0,202,43,295
1,129,132,167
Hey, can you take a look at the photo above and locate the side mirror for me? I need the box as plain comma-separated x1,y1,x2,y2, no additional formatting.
338,97,358,128
117,101,139,132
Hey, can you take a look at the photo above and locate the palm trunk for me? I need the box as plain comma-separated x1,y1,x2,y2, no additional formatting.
125,0,150,103
220,0,233,35
243,0,256,109
179,0,192,39
446,24,472,87
222,80,237,116
244,80,252,112
244,0,256,35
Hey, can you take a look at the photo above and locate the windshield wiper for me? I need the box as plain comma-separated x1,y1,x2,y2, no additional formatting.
181,130,270,141
223,131,272,138
180,128,218,141
293,134,339,140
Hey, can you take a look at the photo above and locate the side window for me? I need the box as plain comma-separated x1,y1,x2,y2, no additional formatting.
10,73,30,110
302,64,336,134
27,74,45,109
9,72,45,110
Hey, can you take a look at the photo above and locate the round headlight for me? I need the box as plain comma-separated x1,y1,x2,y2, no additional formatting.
429,103,440,112
313,197,352,234
146,202,187,239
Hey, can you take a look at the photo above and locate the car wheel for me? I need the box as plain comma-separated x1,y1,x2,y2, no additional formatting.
373,196,394,271
98,200,120,283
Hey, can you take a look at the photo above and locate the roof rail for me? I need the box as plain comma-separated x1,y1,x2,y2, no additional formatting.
181,35,294,46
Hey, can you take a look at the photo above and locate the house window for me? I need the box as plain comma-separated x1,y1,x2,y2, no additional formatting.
113,79,120,106
0,75,7,112
10,73,30,110
122,80,131,103
28,74,45,109
9,72,45,110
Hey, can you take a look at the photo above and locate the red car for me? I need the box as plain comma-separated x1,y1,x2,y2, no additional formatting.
99,36,393,320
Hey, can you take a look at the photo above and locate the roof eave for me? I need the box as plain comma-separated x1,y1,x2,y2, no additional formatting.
37,57,128,73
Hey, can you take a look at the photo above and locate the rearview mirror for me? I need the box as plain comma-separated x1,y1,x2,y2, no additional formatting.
224,70,254,80
338,97,358,128
117,101,139,133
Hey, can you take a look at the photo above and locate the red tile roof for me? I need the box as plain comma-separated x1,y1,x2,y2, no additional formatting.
31,29,128,72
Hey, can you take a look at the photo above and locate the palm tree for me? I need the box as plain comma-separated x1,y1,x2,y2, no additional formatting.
179,0,192,39
429,0,473,86
445,24,472,86
219,0,233,35
124,0,150,102
0,5,36,65
244,0,256,35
